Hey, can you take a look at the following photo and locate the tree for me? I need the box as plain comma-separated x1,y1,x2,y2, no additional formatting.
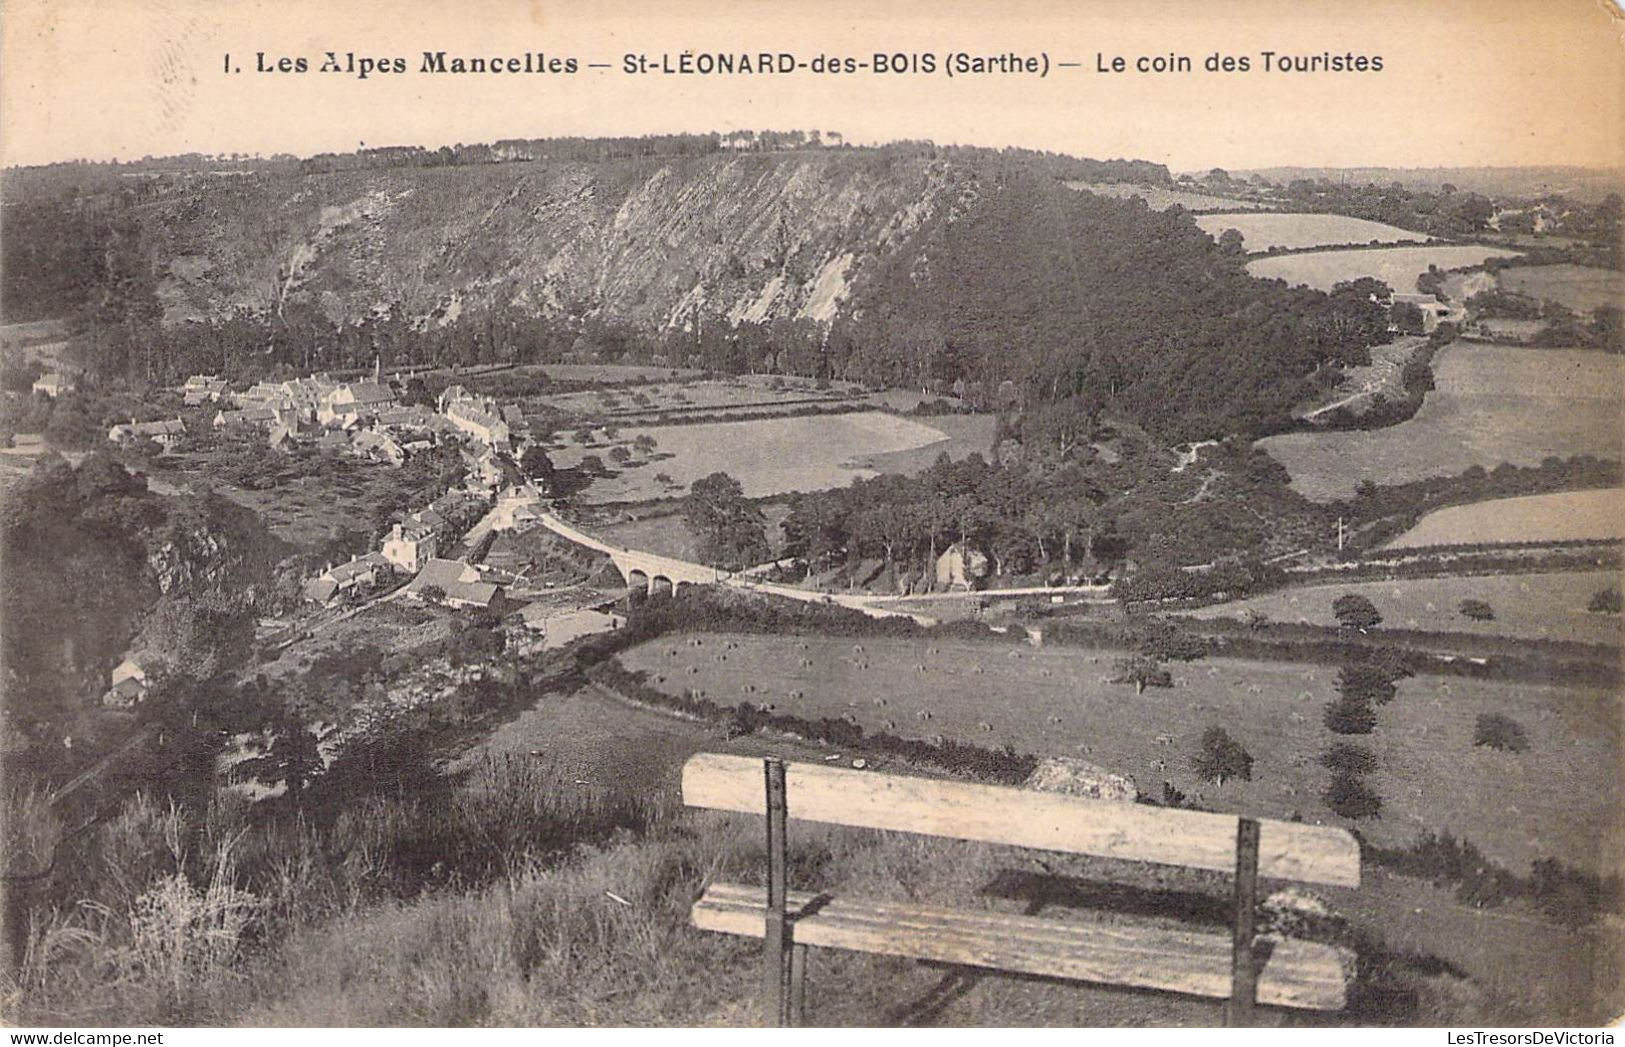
1216,228,1246,256
1323,696,1377,735
1458,598,1495,622
1324,773,1382,819
1111,655,1171,694
519,445,554,482
1192,727,1252,785
609,445,631,464
1320,742,1377,776
1332,593,1381,631
1336,661,1401,706
1474,713,1529,752
1588,586,1621,614
684,471,769,570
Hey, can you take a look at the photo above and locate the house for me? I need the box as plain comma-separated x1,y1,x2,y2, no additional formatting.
302,552,389,604
381,520,440,573
405,558,499,610
108,418,186,449
516,605,625,649
436,384,472,412
183,375,230,405
469,447,507,489
350,429,407,466
446,400,511,446
1389,292,1462,333
319,382,396,425
934,542,989,592
267,424,298,450
213,406,278,429
102,657,150,707
31,373,74,398
376,406,436,434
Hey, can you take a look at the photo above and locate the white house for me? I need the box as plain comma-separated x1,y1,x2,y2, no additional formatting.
31,373,74,398
318,382,396,425
108,418,186,449
405,558,499,610
182,375,230,405
381,520,439,573
302,552,389,604
446,400,510,446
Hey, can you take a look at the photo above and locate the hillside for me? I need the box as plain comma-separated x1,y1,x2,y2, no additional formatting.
3,143,1385,441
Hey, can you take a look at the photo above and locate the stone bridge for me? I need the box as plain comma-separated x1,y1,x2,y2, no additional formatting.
538,513,725,596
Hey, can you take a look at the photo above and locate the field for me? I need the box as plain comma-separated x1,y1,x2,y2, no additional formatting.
1258,343,1623,501
1189,569,1623,647
849,412,998,474
567,411,953,503
618,632,1622,875
539,376,857,421
1066,182,1266,211
1246,245,1522,293
1388,488,1625,549
1497,264,1624,314
1194,213,1428,252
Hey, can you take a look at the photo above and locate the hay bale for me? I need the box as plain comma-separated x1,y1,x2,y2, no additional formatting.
1024,756,1138,802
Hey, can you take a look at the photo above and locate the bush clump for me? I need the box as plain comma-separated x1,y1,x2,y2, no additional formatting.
1320,742,1377,776
1473,712,1530,752
1323,696,1377,735
1323,772,1382,819
1588,586,1622,614
1192,727,1253,785
1458,598,1495,622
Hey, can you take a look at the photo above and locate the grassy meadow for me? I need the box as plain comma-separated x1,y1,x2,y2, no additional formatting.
1190,570,1623,647
1246,245,1522,294
1195,213,1428,252
1387,488,1625,549
1258,343,1623,501
616,632,1623,875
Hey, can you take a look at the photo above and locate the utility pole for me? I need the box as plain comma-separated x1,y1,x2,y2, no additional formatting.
1337,516,1345,552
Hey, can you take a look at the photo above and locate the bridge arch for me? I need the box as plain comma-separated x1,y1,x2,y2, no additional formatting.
650,575,674,597
626,568,650,595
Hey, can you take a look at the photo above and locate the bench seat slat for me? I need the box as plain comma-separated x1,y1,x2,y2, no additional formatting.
693,881,1352,1012
683,753,1360,888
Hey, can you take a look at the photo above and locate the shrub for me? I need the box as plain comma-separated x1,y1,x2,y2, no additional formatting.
1323,695,1377,735
1110,655,1172,694
1473,713,1529,752
1320,742,1377,776
1458,598,1495,621
1192,727,1253,785
1323,772,1382,819
1336,662,1401,705
1588,586,1622,614
1332,593,1382,631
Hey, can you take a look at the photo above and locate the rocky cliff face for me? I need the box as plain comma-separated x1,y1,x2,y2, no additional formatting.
147,151,982,331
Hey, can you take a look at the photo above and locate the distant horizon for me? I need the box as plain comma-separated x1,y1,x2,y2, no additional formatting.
3,134,1621,176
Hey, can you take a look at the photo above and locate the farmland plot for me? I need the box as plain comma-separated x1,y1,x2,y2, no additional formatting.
1247,244,1521,293
1258,343,1623,501
1388,488,1625,549
1498,264,1625,314
619,632,1622,874
1195,213,1428,252
1190,569,1623,646
569,411,952,502
1066,182,1266,211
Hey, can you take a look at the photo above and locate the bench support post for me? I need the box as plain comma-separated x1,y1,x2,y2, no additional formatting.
1225,816,1261,1026
762,757,795,1027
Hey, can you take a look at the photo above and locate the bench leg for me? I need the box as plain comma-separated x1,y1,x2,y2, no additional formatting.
789,943,808,1026
1225,816,1261,1026
763,757,795,1027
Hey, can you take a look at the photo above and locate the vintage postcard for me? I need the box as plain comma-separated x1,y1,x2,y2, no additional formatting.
0,0,1621,1031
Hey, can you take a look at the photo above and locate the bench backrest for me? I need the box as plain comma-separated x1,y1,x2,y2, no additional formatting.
682,752,1359,888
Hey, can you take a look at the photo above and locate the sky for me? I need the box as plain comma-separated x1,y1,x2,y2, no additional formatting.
2,0,1622,171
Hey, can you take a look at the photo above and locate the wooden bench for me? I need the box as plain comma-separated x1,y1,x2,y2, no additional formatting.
682,752,1361,1026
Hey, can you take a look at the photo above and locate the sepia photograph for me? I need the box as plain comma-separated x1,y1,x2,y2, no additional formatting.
0,0,1621,1031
